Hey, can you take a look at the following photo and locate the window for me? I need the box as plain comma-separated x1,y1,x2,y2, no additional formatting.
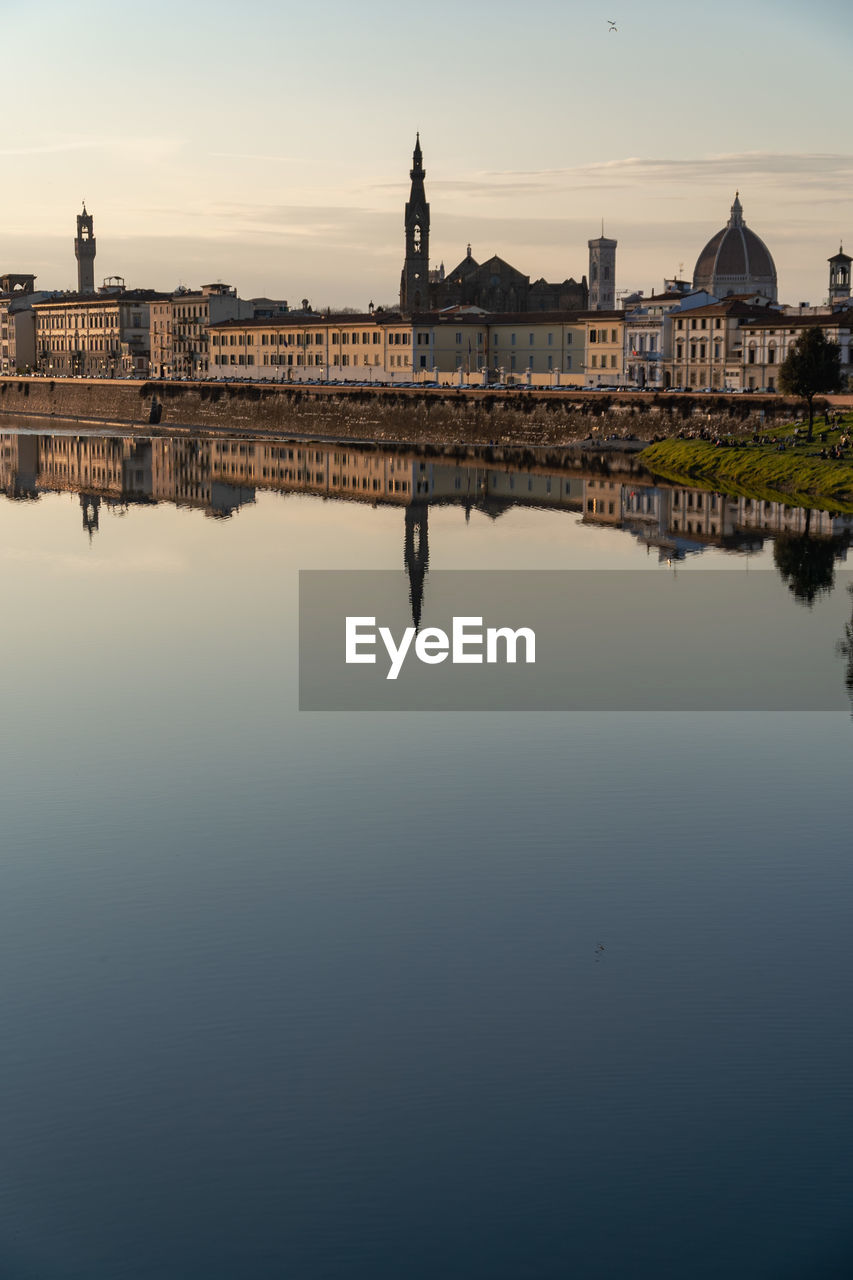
455,332,462,344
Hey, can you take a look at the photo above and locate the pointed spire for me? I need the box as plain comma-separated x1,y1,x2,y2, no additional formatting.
411,132,424,178
729,191,743,228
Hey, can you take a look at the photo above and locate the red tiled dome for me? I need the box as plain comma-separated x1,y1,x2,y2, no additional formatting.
693,194,777,302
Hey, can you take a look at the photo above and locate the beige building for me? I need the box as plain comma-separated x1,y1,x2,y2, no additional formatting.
207,312,413,382
665,299,771,391
0,273,42,374
33,287,168,377
737,309,853,392
486,315,587,386
151,284,252,379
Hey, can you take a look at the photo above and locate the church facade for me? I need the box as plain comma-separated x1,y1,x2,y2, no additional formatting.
400,137,590,315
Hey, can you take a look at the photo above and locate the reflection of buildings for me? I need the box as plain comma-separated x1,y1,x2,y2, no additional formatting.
0,433,39,499
1,433,851,566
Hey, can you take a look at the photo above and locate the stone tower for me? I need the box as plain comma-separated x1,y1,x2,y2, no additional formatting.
75,203,96,294
828,245,851,306
588,228,617,310
400,134,430,313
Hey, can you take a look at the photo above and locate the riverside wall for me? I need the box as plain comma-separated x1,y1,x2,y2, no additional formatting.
2,376,849,447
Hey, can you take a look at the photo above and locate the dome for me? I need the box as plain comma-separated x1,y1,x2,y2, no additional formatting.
693,194,777,302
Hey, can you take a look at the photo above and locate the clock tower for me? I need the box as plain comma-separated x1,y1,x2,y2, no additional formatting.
400,134,430,313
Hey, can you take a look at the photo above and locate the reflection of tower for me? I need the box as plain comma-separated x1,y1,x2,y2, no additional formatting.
81,493,100,540
404,501,429,629
400,134,430,313
75,203,96,294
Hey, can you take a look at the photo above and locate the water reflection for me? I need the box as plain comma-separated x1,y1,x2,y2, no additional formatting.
2,431,852,570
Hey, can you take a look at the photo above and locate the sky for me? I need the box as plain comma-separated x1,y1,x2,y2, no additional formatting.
2,0,851,308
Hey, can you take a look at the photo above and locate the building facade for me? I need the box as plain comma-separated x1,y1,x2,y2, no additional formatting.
33,289,168,377
150,284,252,379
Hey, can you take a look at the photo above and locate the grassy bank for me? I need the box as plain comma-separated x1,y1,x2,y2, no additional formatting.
642,425,853,514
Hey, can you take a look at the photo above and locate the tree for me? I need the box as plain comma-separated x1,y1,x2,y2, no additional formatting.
836,583,853,715
773,509,842,605
777,326,843,440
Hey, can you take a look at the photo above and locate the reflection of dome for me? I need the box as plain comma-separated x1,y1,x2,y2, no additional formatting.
693,194,777,302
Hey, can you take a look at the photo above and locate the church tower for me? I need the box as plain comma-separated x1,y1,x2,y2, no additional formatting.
828,245,851,306
588,228,617,310
400,134,430,313
404,501,429,630
75,203,96,294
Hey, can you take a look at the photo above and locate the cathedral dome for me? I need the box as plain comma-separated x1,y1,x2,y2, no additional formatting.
693,194,777,302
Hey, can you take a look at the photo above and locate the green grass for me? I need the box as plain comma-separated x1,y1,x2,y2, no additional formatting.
641,428,853,514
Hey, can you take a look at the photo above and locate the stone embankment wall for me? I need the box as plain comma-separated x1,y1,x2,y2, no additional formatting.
1,376,847,447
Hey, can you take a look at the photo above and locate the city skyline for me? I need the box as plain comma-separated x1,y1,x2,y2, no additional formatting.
4,0,851,306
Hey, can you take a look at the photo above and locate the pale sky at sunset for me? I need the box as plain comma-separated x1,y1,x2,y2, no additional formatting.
3,0,851,308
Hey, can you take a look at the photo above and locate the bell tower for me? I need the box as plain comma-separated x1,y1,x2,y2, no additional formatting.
588,223,617,311
75,203,96,294
828,244,851,306
400,134,430,313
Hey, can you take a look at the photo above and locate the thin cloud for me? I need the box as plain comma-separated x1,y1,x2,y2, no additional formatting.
372,151,853,201
208,151,299,164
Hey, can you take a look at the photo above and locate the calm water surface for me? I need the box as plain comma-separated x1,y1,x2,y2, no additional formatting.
0,427,851,1279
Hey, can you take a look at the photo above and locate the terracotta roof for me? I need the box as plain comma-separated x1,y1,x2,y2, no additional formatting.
32,290,170,307
206,313,404,330
673,299,776,320
694,224,776,290
741,308,853,330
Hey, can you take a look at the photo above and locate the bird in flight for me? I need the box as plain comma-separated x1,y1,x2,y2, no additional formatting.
608,19,617,31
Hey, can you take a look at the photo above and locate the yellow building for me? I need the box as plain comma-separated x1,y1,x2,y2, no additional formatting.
581,312,625,387
207,312,413,382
